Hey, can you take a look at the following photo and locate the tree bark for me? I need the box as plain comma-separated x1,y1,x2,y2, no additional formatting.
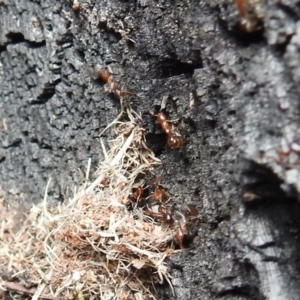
1,0,300,299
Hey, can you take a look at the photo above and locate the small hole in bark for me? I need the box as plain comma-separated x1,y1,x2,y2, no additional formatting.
6,32,25,43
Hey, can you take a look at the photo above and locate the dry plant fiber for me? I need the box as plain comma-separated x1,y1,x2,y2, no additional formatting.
0,116,176,300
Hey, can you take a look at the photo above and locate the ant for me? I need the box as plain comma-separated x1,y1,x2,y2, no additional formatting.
174,204,199,249
128,185,149,208
235,0,261,33
159,205,174,225
156,111,184,149
145,204,174,226
143,176,173,224
153,186,166,203
130,186,145,202
150,175,168,203
98,70,127,100
98,69,134,101
276,141,300,165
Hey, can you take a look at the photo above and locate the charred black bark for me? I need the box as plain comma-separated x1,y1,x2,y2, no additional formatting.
1,0,300,299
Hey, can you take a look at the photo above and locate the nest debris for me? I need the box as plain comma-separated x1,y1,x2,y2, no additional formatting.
0,110,177,300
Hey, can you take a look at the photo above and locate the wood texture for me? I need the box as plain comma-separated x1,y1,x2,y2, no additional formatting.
1,0,300,299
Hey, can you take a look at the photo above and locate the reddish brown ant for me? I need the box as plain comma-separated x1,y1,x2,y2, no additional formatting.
235,0,261,33
98,70,127,100
130,186,145,203
156,112,184,149
150,175,168,203
128,184,149,209
174,222,188,249
236,0,247,20
98,70,134,101
144,204,174,226
158,205,174,225
276,141,300,165
174,205,199,249
153,187,166,203
145,176,174,224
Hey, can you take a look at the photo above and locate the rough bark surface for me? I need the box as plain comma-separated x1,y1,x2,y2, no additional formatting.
1,0,300,299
